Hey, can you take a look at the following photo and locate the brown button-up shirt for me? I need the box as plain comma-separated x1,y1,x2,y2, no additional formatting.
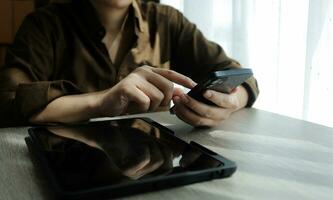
0,0,259,127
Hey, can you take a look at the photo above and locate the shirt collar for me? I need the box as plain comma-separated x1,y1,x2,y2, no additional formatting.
132,0,145,33
72,0,145,41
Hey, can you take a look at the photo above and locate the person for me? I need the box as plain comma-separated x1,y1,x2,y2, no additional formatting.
0,0,259,127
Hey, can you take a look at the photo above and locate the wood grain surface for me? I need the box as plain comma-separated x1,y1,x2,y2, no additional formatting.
1,108,332,200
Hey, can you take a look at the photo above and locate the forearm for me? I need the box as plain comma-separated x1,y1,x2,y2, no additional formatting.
29,66,198,125
29,91,104,124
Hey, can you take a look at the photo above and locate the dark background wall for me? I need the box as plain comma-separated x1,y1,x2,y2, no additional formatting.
0,0,34,66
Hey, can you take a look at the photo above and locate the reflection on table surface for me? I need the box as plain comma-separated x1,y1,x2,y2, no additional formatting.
36,118,221,190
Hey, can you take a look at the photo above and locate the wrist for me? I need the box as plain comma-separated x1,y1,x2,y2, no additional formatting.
91,87,124,118
87,90,108,118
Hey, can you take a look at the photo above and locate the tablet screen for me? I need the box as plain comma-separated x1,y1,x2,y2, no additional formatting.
32,118,223,191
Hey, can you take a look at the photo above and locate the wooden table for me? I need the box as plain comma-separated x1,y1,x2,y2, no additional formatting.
1,108,332,200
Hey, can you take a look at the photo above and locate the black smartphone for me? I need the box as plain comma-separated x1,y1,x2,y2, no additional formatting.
26,118,237,199
180,68,253,106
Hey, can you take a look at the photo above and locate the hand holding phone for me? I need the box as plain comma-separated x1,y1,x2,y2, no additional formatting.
180,68,253,106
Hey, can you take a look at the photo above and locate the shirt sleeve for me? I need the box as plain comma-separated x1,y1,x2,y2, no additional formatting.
168,8,259,107
0,13,81,127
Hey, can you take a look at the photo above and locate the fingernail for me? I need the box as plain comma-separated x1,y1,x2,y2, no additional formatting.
231,87,239,93
190,79,197,87
181,94,189,103
173,96,181,103
204,91,212,98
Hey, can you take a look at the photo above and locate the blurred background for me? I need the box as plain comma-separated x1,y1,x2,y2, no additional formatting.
0,0,332,128
162,0,333,128
0,0,34,66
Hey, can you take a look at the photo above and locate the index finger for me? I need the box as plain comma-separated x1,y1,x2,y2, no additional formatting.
152,68,196,89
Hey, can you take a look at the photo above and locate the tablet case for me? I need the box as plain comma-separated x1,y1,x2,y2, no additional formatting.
25,118,237,200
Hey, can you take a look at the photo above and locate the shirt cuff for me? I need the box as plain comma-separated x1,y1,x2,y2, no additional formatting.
14,80,81,120
242,76,259,107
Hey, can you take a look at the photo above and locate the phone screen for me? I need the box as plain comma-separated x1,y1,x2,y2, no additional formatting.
31,119,223,192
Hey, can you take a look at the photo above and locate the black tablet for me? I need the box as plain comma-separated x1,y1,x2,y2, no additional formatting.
26,118,236,199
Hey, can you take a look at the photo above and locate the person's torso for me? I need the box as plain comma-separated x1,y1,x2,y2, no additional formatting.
44,0,174,93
